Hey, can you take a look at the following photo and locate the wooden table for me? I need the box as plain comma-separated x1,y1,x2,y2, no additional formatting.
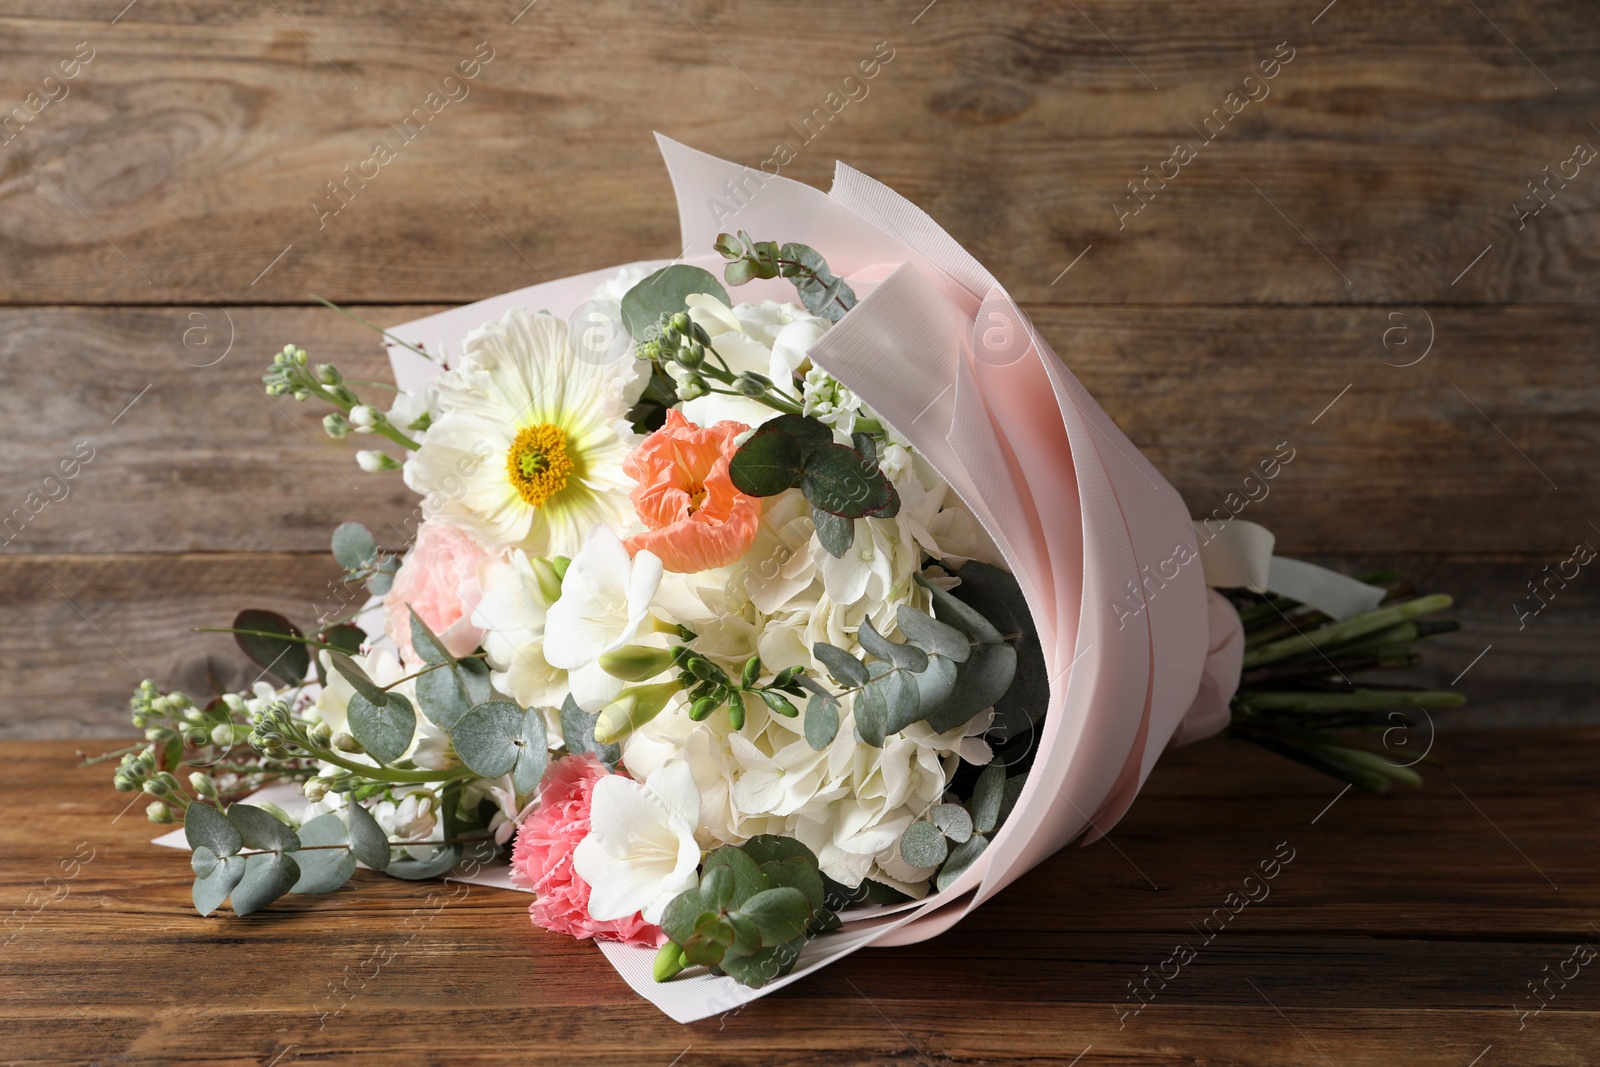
4,732,1595,1066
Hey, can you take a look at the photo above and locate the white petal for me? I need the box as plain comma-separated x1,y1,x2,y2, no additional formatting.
586,853,675,922
567,661,624,713
646,760,702,829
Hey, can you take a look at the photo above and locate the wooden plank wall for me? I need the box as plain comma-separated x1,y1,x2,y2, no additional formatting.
1,1,1595,736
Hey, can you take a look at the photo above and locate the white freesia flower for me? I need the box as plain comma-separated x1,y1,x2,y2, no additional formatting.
404,307,647,557
470,549,567,716
573,760,702,923
386,382,438,438
543,525,665,711
679,296,830,427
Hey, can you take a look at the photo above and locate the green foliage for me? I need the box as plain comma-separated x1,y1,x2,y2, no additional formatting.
184,801,242,857
407,609,454,666
727,415,897,532
559,694,622,769
808,580,1022,748
898,821,949,868
346,691,417,765
231,609,310,687
931,803,974,843
228,803,300,852
656,836,834,988
620,265,730,342
343,801,391,870
292,812,358,893
331,522,380,572
384,843,464,881
968,763,1006,835
713,232,858,322
450,699,548,795
803,692,839,750
935,834,989,892
939,563,1048,741
810,506,854,559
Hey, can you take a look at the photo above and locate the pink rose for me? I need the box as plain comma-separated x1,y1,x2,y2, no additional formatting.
384,521,488,661
511,755,663,947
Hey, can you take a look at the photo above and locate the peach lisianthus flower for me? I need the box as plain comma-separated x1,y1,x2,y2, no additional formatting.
623,410,760,573
511,754,663,947
385,520,488,660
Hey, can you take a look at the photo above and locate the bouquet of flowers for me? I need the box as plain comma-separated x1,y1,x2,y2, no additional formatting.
107,138,1463,1021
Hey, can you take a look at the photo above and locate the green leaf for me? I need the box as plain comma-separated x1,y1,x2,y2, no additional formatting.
232,609,310,688
760,414,834,451
801,445,892,518
190,846,218,879
560,693,621,769
700,865,736,910
898,822,949,868
728,427,807,497
415,662,475,731
331,522,379,572
856,661,920,745
936,833,989,892
910,654,958,725
451,700,549,794
999,771,1029,828
969,763,1007,835
932,803,974,844
913,572,1004,644
291,812,356,894
803,692,839,750
317,622,367,659
896,606,971,664
329,651,390,706
811,505,854,558
739,887,811,945
192,854,245,917
859,616,929,673
385,843,462,880
343,801,391,870
813,643,868,688
184,801,242,856
457,656,494,704
740,835,819,868
347,690,417,765
231,852,301,916
227,804,300,852
725,911,763,957
948,563,1048,741
924,641,1016,734
716,940,802,987
758,856,825,912
851,431,876,467
620,265,731,342
661,888,706,945
408,610,454,666
702,845,767,909
779,243,856,322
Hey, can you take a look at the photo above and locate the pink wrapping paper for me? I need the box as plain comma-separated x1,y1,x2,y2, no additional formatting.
380,136,1243,1020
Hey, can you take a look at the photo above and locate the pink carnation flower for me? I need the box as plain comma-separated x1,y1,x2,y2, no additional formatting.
511,754,664,947
385,521,487,661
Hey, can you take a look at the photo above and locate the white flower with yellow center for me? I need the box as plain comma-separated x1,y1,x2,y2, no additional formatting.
404,307,647,557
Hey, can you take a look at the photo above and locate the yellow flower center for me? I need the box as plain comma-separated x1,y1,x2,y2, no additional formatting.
506,423,573,509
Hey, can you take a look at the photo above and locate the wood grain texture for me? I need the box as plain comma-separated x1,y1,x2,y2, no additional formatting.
2,303,1594,556
0,2,1596,306
3,732,1595,1066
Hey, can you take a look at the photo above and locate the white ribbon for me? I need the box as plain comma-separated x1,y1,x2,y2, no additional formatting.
1192,519,1385,621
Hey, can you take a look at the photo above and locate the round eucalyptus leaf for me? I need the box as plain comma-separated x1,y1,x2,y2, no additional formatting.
803,692,839,751
932,803,974,844
451,700,548,794
291,812,357,894
232,609,310,688
347,690,417,765
192,854,245,917
936,833,990,893
227,803,300,852
813,643,868,688
343,801,392,870
231,852,301,916
184,801,241,857
385,843,462,881
858,616,929,673
331,522,379,572
899,821,949,869
407,610,454,666
190,845,218,879
896,605,971,664
739,887,810,946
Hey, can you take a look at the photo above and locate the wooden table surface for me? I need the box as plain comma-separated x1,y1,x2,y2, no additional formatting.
4,732,1597,1066
3,2,1599,1064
